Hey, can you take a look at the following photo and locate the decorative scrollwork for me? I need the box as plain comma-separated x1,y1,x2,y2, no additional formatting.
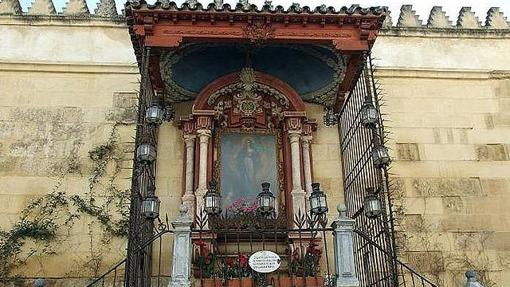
242,22,276,44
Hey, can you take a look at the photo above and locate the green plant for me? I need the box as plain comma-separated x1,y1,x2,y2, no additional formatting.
220,254,252,280
289,240,322,277
195,241,217,279
0,123,131,281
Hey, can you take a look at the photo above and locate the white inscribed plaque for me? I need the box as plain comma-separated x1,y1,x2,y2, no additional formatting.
248,251,281,273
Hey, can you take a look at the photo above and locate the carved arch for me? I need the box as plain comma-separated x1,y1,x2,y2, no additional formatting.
193,71,306,112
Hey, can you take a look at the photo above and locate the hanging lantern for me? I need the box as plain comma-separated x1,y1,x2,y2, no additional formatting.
141,195,160,219
136,143,157,163
364,187,382,219
309,183,328,215
257,182,275,215
204,180,221,215
323,107,338,127
360,100,379,128
372,145,391,168
145,104,165,125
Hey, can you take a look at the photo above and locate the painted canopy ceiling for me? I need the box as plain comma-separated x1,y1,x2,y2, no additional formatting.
160,44,346,106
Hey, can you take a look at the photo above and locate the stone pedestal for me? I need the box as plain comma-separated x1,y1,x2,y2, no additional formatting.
169,205,193,287
332,204,360,287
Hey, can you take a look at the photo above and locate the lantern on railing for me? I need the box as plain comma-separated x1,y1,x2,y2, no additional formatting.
141,185,160,219
360,100,379,128
309,183,328,215
372,145,391,168
204,180,221,215
363,187,382,219
136,143,157,163
257,182,275,215
323,107,338,127
145,104,165,125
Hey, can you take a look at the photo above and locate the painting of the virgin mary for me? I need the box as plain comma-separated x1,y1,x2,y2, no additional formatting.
220,133,278,211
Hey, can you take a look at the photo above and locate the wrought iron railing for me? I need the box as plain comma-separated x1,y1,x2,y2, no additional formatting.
192,211,335,287
338,52,397,287
338,53,438,287
353,230,437,287
87,219,173,287
125,46,161,286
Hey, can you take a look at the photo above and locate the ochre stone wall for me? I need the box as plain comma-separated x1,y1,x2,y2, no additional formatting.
0,19,140,284
0,16,509,286
373,33,510,286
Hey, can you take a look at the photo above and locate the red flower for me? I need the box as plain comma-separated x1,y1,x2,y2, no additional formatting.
239,255,248,268
227,257,235,267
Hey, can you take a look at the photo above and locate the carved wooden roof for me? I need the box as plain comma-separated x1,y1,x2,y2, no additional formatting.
125,1,386,109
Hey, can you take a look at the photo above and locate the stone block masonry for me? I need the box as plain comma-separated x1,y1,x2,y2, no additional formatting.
0,3,509,286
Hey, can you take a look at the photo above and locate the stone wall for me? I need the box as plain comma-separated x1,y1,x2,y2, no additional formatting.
0,18,139,284
0,4,509,286
372,31,510,286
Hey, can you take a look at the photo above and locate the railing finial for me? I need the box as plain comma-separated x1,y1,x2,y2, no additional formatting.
464,270,484,287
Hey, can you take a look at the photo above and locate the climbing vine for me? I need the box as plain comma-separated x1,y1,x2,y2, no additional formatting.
0,123,131,282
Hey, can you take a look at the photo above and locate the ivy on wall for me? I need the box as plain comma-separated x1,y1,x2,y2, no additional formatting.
0,123,131,282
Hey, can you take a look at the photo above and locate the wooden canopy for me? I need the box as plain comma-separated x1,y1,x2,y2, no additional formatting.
125,1,386,110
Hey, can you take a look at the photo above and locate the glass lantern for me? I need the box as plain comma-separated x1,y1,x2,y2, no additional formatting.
309,183,328,215
372,145,391,168
323,107,338,127
136,143,157,163
257,182,275,215
360,100,379,128
204,180,221,215
145,104,165,125
364,187,382,219
141,195,160,219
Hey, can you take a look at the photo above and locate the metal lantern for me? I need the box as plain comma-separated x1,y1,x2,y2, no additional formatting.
257,182,275,215
323,107,338,127
309,183,328,215
141,195,160,219
364,187,382,219
204,180,221,215
372,145,391,168
136,143,157,163
360,100,379,128
145,104,165,125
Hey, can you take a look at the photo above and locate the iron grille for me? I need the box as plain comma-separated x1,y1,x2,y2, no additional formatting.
338,54,398,287
125,47,160,287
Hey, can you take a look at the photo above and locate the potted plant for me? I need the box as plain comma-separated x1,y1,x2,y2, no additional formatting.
194,241,221,287
221,254,253,287
283,241,324,287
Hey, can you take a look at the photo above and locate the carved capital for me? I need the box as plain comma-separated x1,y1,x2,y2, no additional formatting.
183,134,196,146
182,121,195,135
300,135,313,145
288,131,302,144
197,129,211,143
302,120,317,136
285,117,302,132
195,115,213,130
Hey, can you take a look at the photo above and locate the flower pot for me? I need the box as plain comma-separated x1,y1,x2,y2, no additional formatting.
226,278,253,287
200,278,222,287
272,276,324,287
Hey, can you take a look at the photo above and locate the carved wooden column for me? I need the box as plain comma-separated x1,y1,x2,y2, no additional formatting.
195,116,212,217
286,117,306,220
